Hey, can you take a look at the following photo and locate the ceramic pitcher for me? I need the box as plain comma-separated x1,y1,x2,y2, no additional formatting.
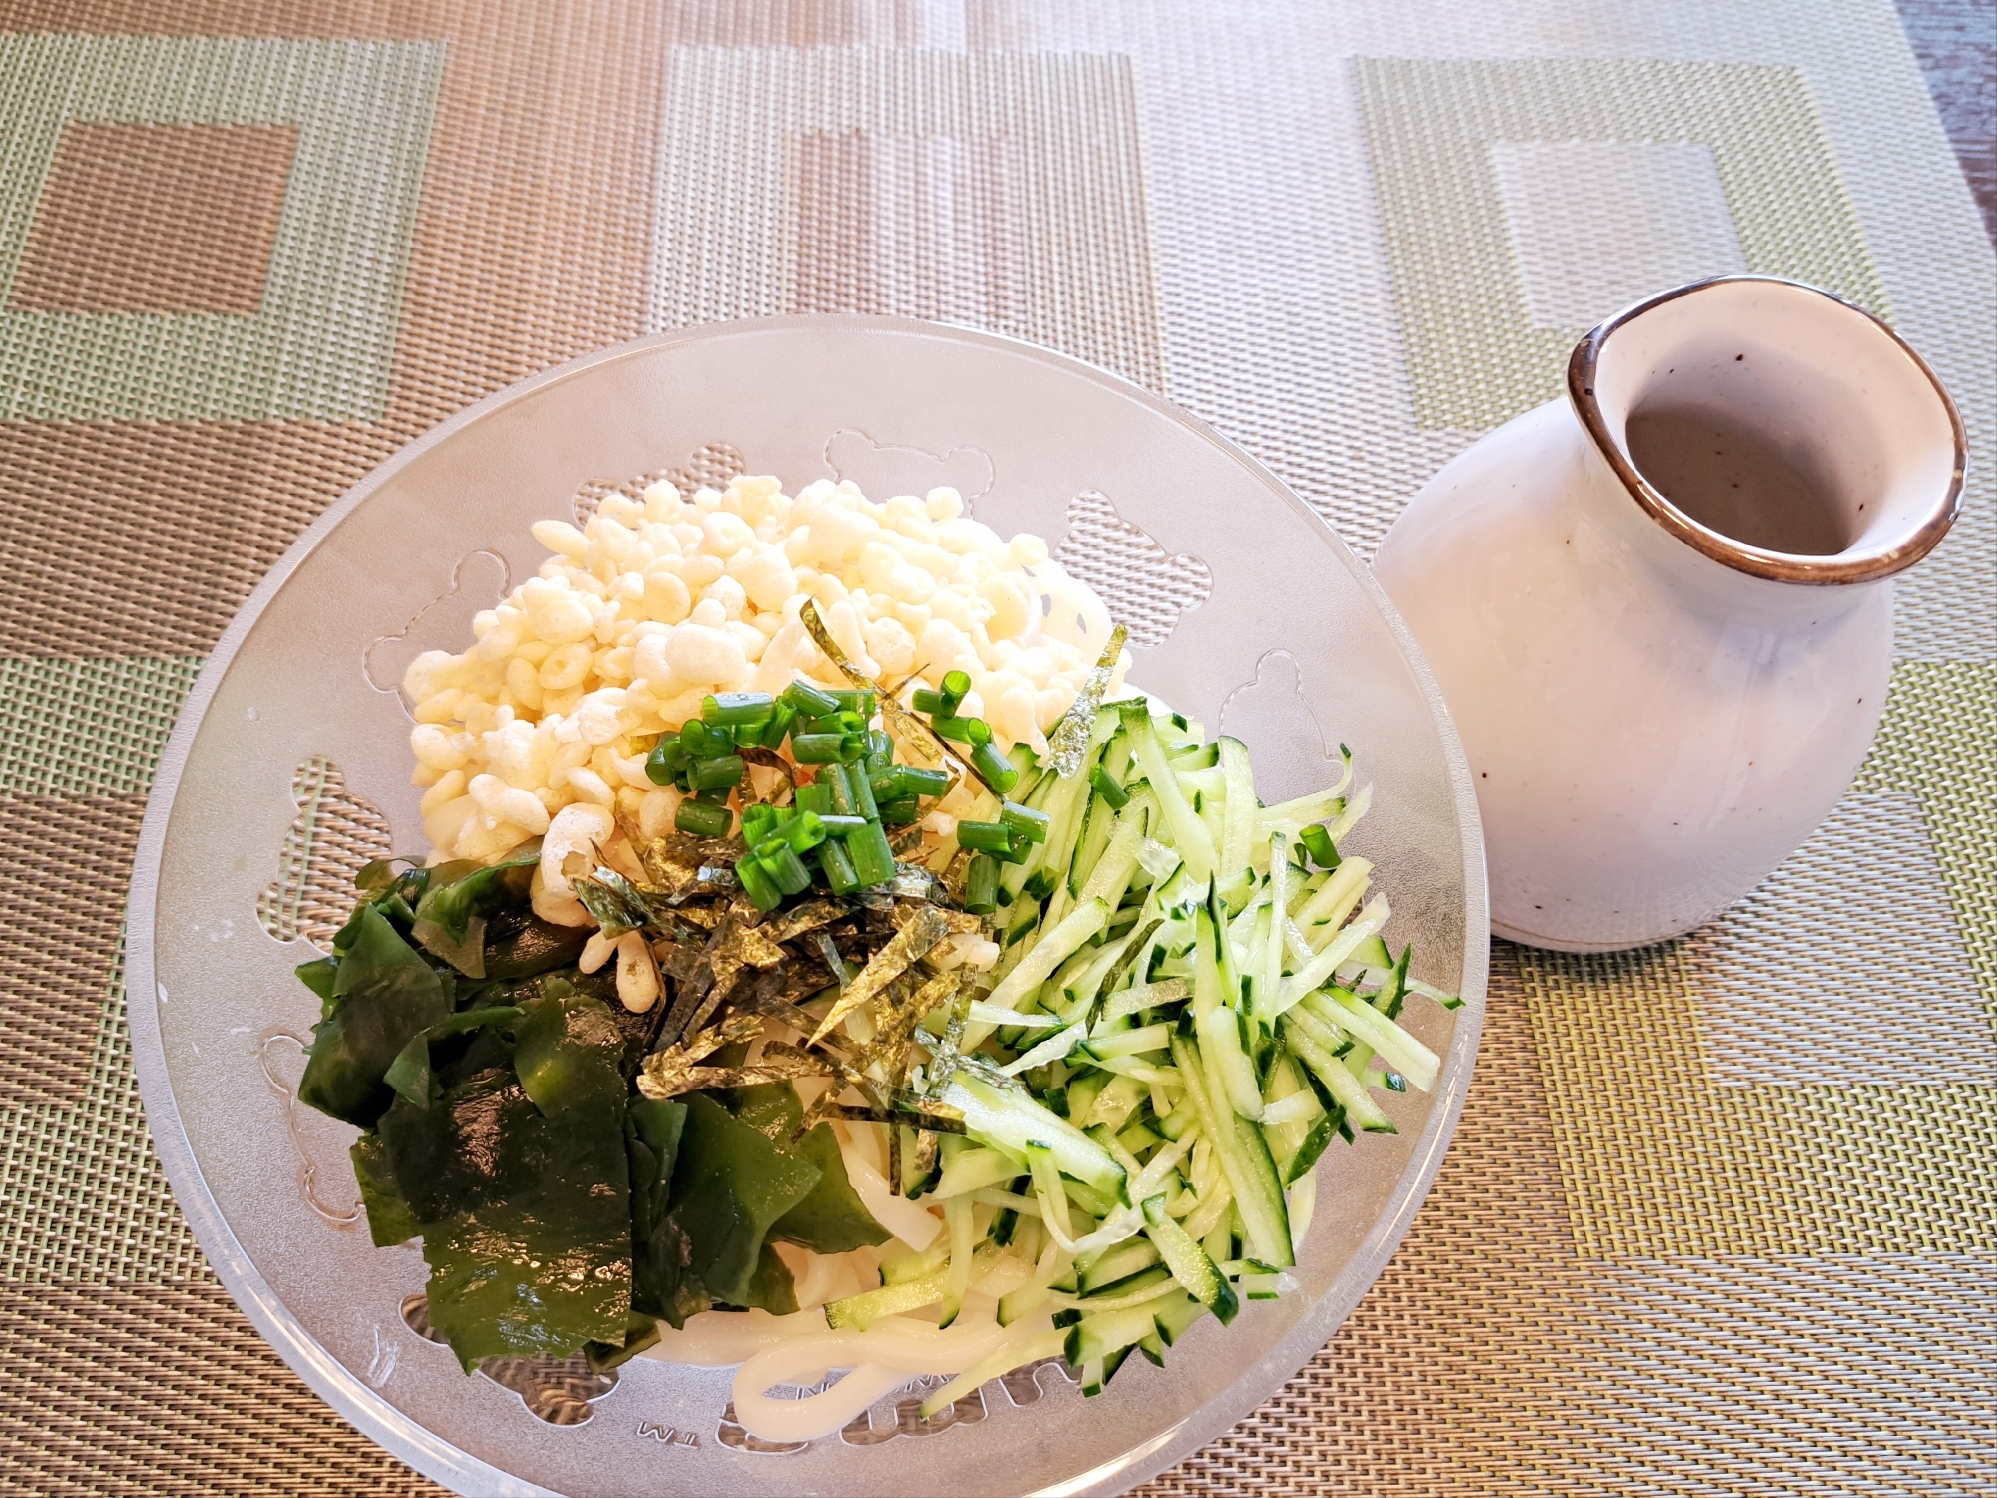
1374,275,1963,952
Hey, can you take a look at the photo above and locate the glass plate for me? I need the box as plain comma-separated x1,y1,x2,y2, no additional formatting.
127,317,1487,1497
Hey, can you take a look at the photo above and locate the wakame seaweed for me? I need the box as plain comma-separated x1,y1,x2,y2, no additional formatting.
297,904,451,1128
290,784,978,1370
385,1071,633,1366
641,1092,819,1321
726,1083,892,1256
407,846,540,978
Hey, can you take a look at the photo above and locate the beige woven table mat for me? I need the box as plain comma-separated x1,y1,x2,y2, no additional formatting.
0,2,1991,1494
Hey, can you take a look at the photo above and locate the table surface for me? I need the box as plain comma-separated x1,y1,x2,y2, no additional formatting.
0,3,1991,1495
1895,0,1996,239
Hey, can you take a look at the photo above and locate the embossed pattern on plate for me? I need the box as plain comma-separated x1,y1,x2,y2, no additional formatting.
126,317,1487,1498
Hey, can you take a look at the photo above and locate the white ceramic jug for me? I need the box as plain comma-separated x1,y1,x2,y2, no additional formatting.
1374,276,1963,952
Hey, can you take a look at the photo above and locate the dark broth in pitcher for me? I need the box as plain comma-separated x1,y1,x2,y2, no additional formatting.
1625,404,1854,557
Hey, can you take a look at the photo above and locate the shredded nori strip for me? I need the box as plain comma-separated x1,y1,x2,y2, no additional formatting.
736,745,797,804
613,812,738,897
760,899,845,944
571,867,657,940
638,1012,765,1099
1046,623,1128,779
808,905,950,1046
817,1104,968,1135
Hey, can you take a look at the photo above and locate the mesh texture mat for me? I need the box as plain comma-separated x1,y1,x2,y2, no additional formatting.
0,1,1991,1494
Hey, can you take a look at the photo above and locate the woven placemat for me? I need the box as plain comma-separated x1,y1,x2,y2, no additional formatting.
0,2,1990,1494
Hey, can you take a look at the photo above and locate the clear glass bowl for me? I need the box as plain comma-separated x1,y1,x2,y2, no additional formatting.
127,317,1488,1497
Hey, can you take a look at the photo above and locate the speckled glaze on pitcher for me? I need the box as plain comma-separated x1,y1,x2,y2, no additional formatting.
1374,276,1964,952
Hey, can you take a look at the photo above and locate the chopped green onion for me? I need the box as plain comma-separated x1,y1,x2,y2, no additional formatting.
762,844,813,896
691,754,745,790
956,820,1016,855
822,763,860,818
1089,765,1129,809
878,796,920,825
844,760,879,819
825,688,875,718
912,687,951,714
780,680,843,717
737,701,794,748
797,712,861,737
791,733,848,763
674,798,732,838
793,781,833,816
942,669,972,701
645,737,688,786
1000,800,1051,844
870,764,948,802
896,765,952,799
1298,825,1340,869
817,814,868,836
763,810,828,853
971,740,1019,794
678,719,712,755
741,803,779,844
736,855,783,910
818,837,861,893
964,852,1000,914
702,691,775,726
847,821,897,885
928,713,981,743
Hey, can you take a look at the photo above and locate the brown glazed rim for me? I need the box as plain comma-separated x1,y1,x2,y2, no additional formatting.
1567,274,1966,585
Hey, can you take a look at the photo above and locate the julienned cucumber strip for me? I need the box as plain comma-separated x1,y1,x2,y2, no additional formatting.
1196,1004,1263,1123
1120,701,1217,883
940,1192,976,1327
826,1267,949,1329
1272,895,1391,1017
1321,988,1439,1091
939,1075,1129,1203
1065,1297,1167,1368
1141,1194,1239,1324
1282,1010,1396,1133
1215,738,1257,914
980,898,1111,1024
1076,788,1153,911
1170,1033,1293,1267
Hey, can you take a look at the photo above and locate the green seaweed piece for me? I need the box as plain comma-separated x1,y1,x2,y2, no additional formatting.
350,1133,417,1248
479,907,592,980
379,1070,633,1367
384,1032,433,1110
726,1084,891,1255
653,1094,819,1315
627,1097,700,1327
584,1316,663,1374
741,1240,799,1315
295,956,338,1006
377,1071,542,1224
513,991,627,1114
383,1007,524,1111
408,844,542,978
298,903,450,1128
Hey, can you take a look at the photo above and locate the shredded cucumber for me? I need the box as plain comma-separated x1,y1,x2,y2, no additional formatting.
884,692,1458,1397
